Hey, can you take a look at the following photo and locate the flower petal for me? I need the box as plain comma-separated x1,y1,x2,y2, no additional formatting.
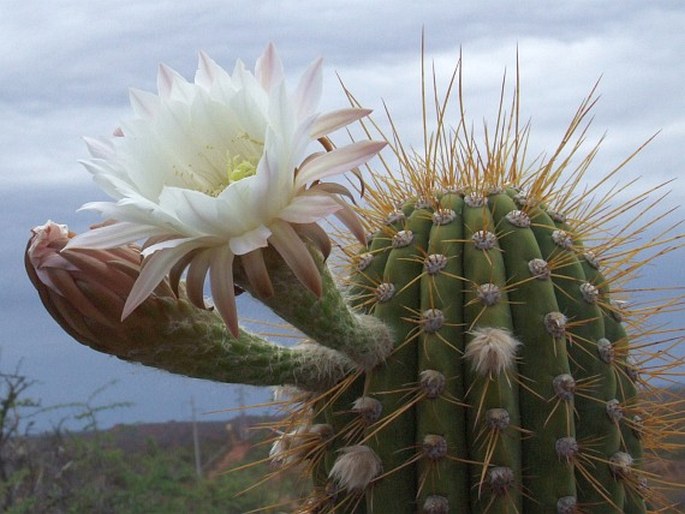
122,239,206,319
228,225,271,255
186,249,212,309
66,222,163,250
209,245,238,337
240,249,274,298
309,108,372,139
334,201,367,245
157,63,185,99
255,43,284,92
293,223,332,260
269,220,321,298
129,88,160,118
278,193,342,224
293,57,323,120
295,140,386,188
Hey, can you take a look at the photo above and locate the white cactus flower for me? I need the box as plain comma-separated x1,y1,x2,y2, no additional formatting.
67,43,385,336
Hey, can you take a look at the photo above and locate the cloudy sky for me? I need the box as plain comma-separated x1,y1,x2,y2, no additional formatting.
1,1,683,431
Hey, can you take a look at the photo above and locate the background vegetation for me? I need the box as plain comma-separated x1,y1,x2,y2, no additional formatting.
0,362,681,513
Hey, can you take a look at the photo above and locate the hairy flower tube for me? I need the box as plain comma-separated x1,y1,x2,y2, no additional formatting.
66,43,385,336
26,221,354,390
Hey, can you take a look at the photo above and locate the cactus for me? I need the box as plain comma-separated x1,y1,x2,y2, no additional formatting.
25,52,683,514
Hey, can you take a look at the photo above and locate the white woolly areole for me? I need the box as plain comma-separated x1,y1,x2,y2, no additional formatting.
293,341,355,387
465,327,521,377
328,445,382,492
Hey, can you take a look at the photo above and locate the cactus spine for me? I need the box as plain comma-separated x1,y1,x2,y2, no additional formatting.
271,77,682,513
26,61,683,513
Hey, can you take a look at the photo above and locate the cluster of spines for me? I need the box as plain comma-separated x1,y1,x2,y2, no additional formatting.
263,184,679,514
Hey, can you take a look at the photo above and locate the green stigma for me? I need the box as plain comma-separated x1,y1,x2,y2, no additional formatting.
226,154,257,182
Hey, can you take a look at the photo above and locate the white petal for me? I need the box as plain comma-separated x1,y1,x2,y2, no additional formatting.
66,222,161,250
196,51,218,89
129,88,160,118
278,193,342,224
295,140,386,188
293,57,322,120
255,43,283,92
310,108,372,139
158,187,225,236
122,239,206,319
228,225,271,255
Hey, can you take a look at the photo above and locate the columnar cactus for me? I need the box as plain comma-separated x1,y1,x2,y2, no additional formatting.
25,48,683,513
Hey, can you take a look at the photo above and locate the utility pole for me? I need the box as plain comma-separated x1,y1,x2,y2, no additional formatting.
191,396,202,480
236,385,247,440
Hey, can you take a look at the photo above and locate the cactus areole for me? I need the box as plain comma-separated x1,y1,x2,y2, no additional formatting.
25,50,682,514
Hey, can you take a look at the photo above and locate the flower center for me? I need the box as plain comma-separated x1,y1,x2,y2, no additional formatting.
226,154,257,182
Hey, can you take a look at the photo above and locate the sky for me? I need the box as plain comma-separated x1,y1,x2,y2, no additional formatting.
1,1,683,431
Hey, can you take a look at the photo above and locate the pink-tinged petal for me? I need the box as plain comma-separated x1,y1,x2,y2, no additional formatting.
122,239,204,319
269,220,322,298
48,268,113,326
334,200,366,245
83,137,114,160
240,249,274,298
309,182,357,202
129,88,160,118
295,140,386,188
209,245,238,337
196,51,217,88
293,223,332,260
186,249,211,309
227,225,271,255
255,43,284,92
309,108,372,139
293,57,323,120
157,64,185,99
66,222,162,250
278,193,342,224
